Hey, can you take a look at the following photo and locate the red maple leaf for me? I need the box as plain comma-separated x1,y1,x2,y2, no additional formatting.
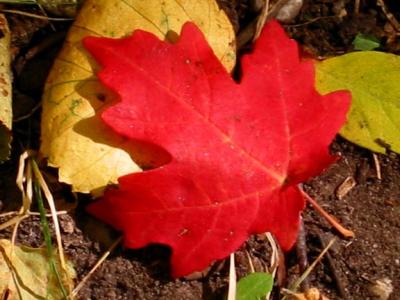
83,21,350,277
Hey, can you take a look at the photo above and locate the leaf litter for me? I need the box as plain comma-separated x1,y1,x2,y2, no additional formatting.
0,0,399,299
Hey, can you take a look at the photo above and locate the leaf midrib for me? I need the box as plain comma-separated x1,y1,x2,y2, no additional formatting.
106,43,286,185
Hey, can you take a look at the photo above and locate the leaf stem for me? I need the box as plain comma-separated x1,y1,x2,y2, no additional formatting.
301,190,355,238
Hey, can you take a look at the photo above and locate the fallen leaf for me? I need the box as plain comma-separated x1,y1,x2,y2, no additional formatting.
0,239,75,300
38,0,83,17
236,272,273,300
335,176,356,200
0,14,12,162
40,0,236,194
352,33,380,51
85,21,350,277
316,51,400,154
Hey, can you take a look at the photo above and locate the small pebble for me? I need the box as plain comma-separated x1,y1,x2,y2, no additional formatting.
276,0,303,23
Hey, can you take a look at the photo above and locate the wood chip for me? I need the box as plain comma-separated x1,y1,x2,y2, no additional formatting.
335,176,356,200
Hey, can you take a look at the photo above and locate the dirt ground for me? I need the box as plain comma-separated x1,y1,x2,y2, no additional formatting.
0,0,399,299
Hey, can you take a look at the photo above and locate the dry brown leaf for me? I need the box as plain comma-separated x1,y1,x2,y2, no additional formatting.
0,14,12,162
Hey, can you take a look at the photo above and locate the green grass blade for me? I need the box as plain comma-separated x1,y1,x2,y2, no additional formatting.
33,178,68,299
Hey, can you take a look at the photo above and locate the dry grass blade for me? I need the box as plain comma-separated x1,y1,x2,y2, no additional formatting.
376,0,400,31
227,253,237,300
254,0,270,41
265,232,278,299
70,235,123,298
0,0,36,4
16,150,33,213
0,151,33,231
0,214,28,231
266,233,278,272
30,159,66,271
0,210,67,218
282,238,337,299
1,151,74,297
372,153,382,180
245,249,255,273
34,179,69,298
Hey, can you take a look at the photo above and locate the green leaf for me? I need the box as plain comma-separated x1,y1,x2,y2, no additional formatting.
316,51,400,154
236,272,273,300
352,33,380,51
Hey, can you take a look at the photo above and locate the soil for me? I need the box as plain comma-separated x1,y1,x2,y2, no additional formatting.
0,1,399,299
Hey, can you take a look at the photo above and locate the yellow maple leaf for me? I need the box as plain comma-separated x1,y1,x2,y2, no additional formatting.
0,239,75,300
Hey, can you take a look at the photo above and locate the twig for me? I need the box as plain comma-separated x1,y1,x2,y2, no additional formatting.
0,210,68,218
237,0,290,48
281,238,337,299
301,190,355,238
318,233,349,299
253,0,270,41
288,237,336,292
70,236,123,298
286,15,337,28
0,9,72,21
376,0,400,31
13,101,42,122
295,218,309,291
354,0,360,14
0,0,36,4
